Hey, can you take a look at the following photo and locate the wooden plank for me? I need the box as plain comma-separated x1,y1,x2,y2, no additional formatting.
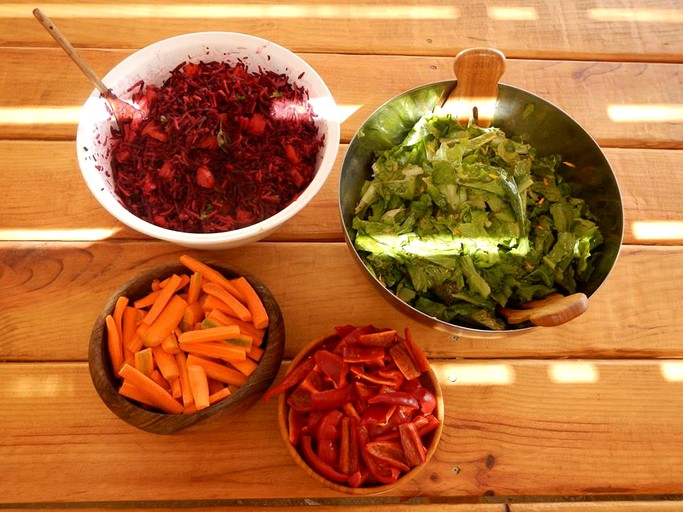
1,0,681,61
512,503,683,511
1,142,682,245
1,360,682,502
1,49,682,148
0,241,682,361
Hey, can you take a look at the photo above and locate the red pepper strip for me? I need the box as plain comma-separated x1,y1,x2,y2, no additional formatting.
389,342,422,380
263,356,315,401
334,324,358,338
354,381,378,403
398,422,428,467
343,402,361,421
288,408,306,446
310,384,356,410
368,391,419,409
300,367,328,393
357,329,397,347
300,435,350,484
403,380,436,415
361,403,396,426
413,413,441,437
350,366,397,386
364,441,410,472
342,344,386,365
358,426,400,485
287,384,314,413
316,409,344,442
314,349,348,388
403,328,430,373
348,470,363,488
317,439,338,469
377,367,405,389
339,416,360,475
341,324,377,344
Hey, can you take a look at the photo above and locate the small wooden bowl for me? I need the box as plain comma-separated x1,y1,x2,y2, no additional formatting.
277,333,444,495
89,261,285,434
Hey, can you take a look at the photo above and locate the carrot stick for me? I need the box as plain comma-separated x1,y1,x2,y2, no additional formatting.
143,273,183,326
118,363,183,414
174,351,194,408
151,369,170,391
178,325,241,344
207,378,225,395
206,309,265,346
229,357,259,377
170,377,182,399
182,301,204,330
113,296,129,340
152,345,180,382
180,341,247,363
160,272,190,291
209,386,232,405
186,354,248,387
105,314,124,374
134,289,162,309
248,344,265,362
202,282,251,322
231,276,269,329
134,347,154,377
187,271,203,304
187,364,210,410
121,307,139,349
179,254,246,302
119,380,156,408
141,294,188,347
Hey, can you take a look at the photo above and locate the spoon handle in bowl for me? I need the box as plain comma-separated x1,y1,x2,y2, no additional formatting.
498,292,589,327
443,47,506,128
33,8,110,96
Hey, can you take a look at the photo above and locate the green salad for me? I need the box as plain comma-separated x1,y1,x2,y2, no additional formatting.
352,115,603,330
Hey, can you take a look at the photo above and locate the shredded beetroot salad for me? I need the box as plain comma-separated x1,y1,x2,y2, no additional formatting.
109,60,325,233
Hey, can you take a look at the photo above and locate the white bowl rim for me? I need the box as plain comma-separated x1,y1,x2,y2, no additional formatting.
76,31,340,246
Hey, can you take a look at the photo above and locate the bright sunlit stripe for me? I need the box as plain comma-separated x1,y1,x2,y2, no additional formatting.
607,104,683,123
334,104,362,123
588,8,683,23
5,373,77,398
437,363,515,386
548,362,599,384
0,106,82,125
1,4,459,19
0,228,120,241
660,362,683,382
487,6,539,21
632,221,683,241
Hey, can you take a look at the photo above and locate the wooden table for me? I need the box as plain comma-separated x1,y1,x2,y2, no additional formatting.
1,1,682,510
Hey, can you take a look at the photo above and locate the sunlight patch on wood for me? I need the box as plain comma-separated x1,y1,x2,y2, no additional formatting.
0,106,82,125
588,8,683,23
548,362,599,384
438,363,516,386
632,221,683,242
660,362,683,382
0,228,121,241
607,104,683,123
487,6,539,21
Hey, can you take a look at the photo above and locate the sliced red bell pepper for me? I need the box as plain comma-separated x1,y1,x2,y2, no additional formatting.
339,416,360,475
316,409,344,442
287,384,314,413
343,401,361,421
314,349,348,388
398,421,427,467
300,367,328,393
348,470,363,488
350,366,397,386
361,403,396,426
317,439,338,468
368,391,419,409
402,327,431,373
310,384,355,410
364,441,410,472
413,413,441,437
403,379,437,414
342,344,386,365
264,356,315,401
357,329,397,347
340,324,377,344
300,435,349,484
354,381,378,403
288,408,306,445
389,342,422,380
358,426,401,485
377,367,405,388
334,324,358,338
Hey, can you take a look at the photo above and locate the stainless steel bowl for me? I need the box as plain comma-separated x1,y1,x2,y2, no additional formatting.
339,80,624,338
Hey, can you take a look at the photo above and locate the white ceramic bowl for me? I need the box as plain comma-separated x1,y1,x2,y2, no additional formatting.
77,32,340,249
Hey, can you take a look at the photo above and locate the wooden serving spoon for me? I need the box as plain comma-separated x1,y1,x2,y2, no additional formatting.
498,293,589,327
440,47,506,128
32,8,138,123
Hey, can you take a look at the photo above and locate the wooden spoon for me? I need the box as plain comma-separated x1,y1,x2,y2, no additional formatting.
32,8,137,123
441,47,506,127
498,293,589,327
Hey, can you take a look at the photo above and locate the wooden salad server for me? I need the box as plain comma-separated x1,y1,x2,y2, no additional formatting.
498,293,589,327
33,8,138,123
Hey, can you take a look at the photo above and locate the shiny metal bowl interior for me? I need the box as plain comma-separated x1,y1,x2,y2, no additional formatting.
339,81,624,338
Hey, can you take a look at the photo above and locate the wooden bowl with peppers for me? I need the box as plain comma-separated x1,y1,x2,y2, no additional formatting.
266,324,443,494
89,255,285,434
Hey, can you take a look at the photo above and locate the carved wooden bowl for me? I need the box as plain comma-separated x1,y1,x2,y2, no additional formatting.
89,261,285,434
276,332,444,495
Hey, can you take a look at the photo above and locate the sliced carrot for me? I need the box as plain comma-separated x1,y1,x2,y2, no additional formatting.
119,381,155,408
231,276,269,329
229,357,259,377
170,377,182,399
180,341,247,363
174,351,194,408
202,282,251,322
121,307,140,349
182,301,204,330
186,354,248,387
187,271,203,304
206,309,265,346
151,278,162,291
152,345,180,382
143,273,183,326
208,378,225,395
141,294,188,347
113,296,129,340
160,272,190,291
105,314,124,374
134,289,162,309
118,363,183,414
150,369,170,391
178,324,240,344
187,364,210,410
161,333,181,354
248,344,265,362
134,347,154,376
209,386,232,405
179,254,246,302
